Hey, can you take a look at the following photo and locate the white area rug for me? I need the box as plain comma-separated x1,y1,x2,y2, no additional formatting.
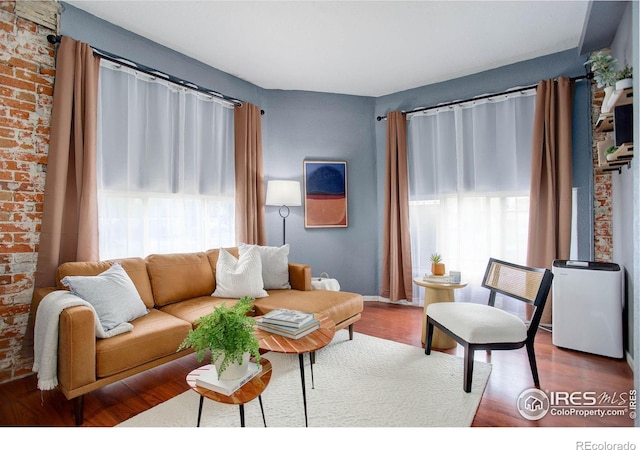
118,330,491,427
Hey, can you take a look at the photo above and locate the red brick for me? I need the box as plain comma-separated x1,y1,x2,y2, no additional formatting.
1,97,36,112
7,56,38,73
0,137,18,148
0,20,13,34
14,68,51,86
0,128,15,138
36,84,52,96
15,91,36,103
0,63,13,76
0,74,35,91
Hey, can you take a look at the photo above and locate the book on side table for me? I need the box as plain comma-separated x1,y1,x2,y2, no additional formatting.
261,308,316,328
256,317,320,339
423,274,453,284
195,362,262,396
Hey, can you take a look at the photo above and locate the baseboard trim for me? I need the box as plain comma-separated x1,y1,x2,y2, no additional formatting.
363,296,420,307
625,350,634,372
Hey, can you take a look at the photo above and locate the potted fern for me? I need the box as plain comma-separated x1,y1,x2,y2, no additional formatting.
430,253,446,276
177,296,261,380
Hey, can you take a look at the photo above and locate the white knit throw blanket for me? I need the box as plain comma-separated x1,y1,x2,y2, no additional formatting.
32,290,133,390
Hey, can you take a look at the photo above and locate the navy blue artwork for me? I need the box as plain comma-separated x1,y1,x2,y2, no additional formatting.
304,161,348,228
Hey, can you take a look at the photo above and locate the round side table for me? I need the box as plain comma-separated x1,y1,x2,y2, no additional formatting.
255,313,335,427
186,357,272,427
413,277,468,349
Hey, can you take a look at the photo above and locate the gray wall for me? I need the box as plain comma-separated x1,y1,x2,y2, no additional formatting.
261,90,377,294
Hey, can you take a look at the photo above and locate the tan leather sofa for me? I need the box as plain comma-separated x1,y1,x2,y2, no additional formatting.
30,247,364,425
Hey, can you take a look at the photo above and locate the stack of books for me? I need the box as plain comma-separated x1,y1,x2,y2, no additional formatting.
195,362,262,396
256,308,320,339
423,274,452,283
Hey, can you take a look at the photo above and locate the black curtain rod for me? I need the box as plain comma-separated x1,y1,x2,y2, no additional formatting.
375,73,592,121
47,34,264,115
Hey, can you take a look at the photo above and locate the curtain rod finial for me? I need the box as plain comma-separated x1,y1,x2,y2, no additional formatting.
47,34,61,44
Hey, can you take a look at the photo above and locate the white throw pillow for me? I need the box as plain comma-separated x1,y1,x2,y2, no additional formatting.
239,243,291,290
212,247,269,298
60,262,148,332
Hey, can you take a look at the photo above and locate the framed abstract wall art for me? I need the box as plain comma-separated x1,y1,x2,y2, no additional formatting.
303,160,348,228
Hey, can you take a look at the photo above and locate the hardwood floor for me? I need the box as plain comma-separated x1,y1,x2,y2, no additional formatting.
0,301,634,428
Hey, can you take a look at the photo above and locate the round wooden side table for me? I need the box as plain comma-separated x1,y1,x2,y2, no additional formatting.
413,277,468,349
255,313,335,427
186,357,272,427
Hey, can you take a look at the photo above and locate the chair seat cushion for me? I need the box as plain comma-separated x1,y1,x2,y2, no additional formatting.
427,302,527,344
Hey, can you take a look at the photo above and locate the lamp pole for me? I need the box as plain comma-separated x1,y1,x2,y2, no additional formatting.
279,205,290,245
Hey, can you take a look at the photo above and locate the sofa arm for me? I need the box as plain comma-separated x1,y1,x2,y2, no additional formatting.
58,306,97,396
288,263,312,291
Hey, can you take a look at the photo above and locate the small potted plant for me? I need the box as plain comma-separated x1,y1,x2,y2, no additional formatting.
177,296,261,380
605,145,619,161
587,51,618,113
430,253,445,276
588,50,617,88
615,65,633,90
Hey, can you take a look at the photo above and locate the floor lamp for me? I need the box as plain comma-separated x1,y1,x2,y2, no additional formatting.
266,180,302,245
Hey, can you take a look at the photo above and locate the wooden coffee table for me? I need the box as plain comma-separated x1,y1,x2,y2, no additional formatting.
186,357,272,427
255,313,335,427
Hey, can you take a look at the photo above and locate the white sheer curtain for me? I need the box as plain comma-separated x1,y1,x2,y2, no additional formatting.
407,90,537,313
97,60,235,259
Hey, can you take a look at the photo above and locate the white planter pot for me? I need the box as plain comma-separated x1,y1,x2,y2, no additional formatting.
601,86,615,113
616,78,633,90
215,352,250,380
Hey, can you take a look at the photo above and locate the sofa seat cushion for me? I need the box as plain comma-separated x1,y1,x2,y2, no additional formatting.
254,290,363,327
159,296,240,326
95,309,191,378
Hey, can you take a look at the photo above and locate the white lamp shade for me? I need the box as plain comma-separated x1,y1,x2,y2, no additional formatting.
266,180,301,206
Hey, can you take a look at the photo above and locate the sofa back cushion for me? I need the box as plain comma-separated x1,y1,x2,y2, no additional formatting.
146,252,214,307
56,258,155,309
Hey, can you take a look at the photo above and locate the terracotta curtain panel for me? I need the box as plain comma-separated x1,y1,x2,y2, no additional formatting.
35,36,100,288
234,103,266,245
381,111,413,302
527,77,574,324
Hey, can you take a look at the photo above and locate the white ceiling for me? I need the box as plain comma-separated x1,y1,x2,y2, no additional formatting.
64,0,591,97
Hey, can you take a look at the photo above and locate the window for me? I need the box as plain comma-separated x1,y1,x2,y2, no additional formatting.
407,90,537,311
97,61,235,259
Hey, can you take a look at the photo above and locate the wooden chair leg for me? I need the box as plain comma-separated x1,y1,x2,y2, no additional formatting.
348,324,354,340
425,321,434,355
463,347,474,393
526,341,540,387
74,395,84,426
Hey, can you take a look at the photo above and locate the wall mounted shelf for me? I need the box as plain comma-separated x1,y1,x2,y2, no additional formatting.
596,87,633,174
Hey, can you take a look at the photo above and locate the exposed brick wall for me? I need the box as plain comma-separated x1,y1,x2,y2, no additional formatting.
590,82,614,263
0,1,56,383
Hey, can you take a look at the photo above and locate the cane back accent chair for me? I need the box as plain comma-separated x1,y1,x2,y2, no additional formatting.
425,258,554,392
